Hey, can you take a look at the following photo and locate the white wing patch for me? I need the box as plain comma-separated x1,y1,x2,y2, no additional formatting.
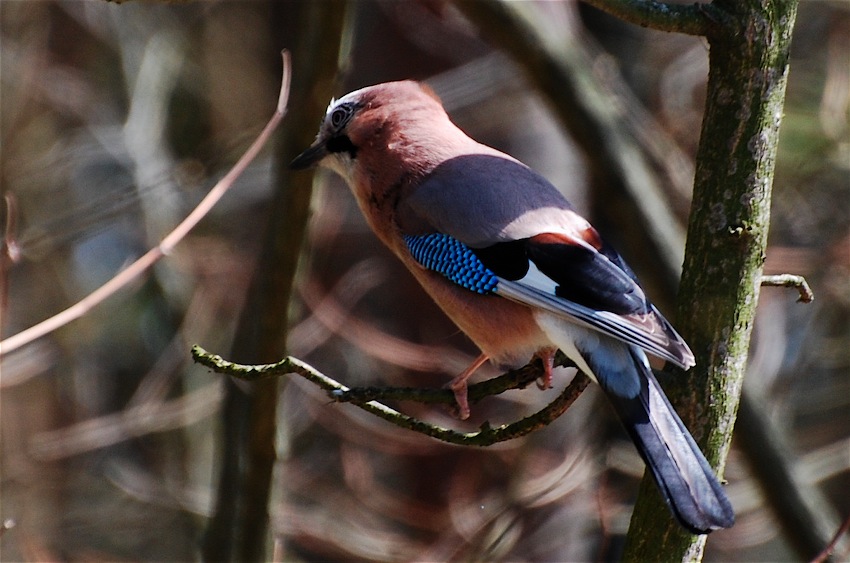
515,260,559,295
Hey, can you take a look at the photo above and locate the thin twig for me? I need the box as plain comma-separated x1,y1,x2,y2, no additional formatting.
0,52,292,357
761,274,814,303
333,354,575,406
29,381,223,460
810,512,850,563
191,345,590,447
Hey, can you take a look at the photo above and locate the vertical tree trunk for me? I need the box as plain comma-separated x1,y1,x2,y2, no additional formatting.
202,3,348,561
623,1,799,560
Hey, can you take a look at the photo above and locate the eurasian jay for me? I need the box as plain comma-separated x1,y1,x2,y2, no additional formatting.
291,80,734,533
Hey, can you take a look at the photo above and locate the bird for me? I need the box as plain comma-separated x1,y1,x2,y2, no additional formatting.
291,80,734,534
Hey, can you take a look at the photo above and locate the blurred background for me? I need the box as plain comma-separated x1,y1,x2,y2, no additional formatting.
1,1,848,561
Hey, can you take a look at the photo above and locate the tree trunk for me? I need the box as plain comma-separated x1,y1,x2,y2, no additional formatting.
201,3,348,561
623,1,799,560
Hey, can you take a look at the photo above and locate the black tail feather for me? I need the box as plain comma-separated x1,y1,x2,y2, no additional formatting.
600,353,735,533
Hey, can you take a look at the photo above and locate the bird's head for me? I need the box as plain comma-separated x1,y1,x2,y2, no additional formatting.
290,81,465,187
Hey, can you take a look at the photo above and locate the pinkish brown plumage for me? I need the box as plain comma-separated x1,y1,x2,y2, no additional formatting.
292,80,733,534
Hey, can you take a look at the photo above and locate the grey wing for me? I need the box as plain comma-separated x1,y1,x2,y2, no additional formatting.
397,152,695,369
397,153,579,246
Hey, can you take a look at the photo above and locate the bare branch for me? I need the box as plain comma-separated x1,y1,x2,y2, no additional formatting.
624,0,801,557
191,345,590,447
761,274,814,303
737,386,848,559
0,51,292,358
581,0,718,36
29,381,223,460
811,513,850,563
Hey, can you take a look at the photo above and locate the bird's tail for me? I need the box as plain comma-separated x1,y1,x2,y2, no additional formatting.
598,348,735,534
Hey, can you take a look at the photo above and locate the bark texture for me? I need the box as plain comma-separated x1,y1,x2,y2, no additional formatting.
623,1,799,560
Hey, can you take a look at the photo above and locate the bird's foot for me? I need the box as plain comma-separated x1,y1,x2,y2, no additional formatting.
534,347,557,390
448,378,471,420
447,353,489,420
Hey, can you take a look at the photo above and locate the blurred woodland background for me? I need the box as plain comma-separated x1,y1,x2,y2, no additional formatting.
1,1,848,561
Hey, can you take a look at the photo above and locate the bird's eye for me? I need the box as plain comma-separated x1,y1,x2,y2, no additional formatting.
329,103,354,130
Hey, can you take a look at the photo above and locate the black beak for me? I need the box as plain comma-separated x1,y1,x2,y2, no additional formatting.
290,141,327,170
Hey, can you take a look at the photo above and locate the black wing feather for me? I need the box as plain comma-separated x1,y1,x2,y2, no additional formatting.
525,236,649,316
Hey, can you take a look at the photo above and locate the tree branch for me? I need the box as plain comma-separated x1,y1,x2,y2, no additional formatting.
812,513,850,563
191,345,591,447
623,1,800,559
761,274,814,303
202,5,349,561
580,0,718,36
736,386,847,559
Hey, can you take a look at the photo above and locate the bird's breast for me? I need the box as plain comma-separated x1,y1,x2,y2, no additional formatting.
401,255,554,368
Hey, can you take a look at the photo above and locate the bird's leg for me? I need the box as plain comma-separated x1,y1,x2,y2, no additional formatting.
448,353,489,420
534,347,557,390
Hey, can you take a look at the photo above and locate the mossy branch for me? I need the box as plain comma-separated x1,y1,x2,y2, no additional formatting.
191,345,590,447
581,0,722,36
622,0,801,560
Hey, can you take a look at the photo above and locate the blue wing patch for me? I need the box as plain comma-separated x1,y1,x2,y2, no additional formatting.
404,234,499,294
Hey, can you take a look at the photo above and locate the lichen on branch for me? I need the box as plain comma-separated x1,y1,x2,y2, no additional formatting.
191,345,590,447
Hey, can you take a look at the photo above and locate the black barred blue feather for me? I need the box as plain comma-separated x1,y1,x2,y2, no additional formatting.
403,234,499,294
404,231,693,370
